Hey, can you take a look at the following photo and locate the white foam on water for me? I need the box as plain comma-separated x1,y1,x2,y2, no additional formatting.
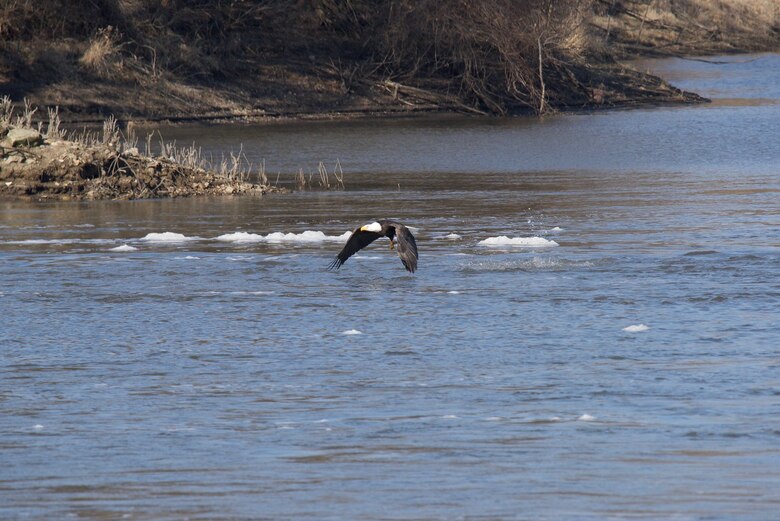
447,290,461,294
353,255,382,260
478,236,559,247
342,329,363,335
623,324,650,332
526,257,570,270
216,230,352,243
444,233,462,240
578,414,596,421
229,291,274,295
141,232,197,242
442,415,459,419
32,424,44,431
110,244,137,252
485,416,503,421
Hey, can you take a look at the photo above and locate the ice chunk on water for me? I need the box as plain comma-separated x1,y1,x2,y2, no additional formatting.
141,232,196,242
623,324,649,332
478,236,558,247
6,238,114,245
342,329,363,335
110,244,137,252
215,232,263,242
265,231,351,243
6,239,77,244
216,230,352,243
444,233,462,239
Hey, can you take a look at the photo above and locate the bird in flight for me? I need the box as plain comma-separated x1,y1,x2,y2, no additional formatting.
329,220,419,273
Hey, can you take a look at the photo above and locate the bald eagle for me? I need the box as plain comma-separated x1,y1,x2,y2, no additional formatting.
329,220,419,273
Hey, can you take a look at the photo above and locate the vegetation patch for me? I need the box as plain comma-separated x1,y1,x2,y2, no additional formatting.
0,97,278,200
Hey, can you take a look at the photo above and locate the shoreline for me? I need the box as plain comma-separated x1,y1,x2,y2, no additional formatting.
25,49,780,128
55,96,709,128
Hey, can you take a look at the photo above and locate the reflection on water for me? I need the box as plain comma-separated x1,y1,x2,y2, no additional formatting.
2,54,780,520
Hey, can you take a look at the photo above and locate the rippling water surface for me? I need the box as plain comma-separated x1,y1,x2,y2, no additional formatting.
2,54,779,520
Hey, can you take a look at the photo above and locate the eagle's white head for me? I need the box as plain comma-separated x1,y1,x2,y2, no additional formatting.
360,222,382,233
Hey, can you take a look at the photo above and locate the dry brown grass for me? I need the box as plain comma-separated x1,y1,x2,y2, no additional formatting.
80,26,124,77
593,0,780,55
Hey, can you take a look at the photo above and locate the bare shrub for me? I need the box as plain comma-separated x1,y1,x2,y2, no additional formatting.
14,98,37,128
295,168,306,190
45,106,67,140
217,146,252,183
0,96,13,128
258,159,268,185
333,159,344,190
80,26,124,77
380,0,594,114
102,115,120,147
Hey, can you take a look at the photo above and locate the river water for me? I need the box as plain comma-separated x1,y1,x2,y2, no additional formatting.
2,54,779,520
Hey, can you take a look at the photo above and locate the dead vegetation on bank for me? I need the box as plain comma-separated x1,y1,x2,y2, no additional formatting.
0,97,279,200
3,0,767,121
593,0,779,57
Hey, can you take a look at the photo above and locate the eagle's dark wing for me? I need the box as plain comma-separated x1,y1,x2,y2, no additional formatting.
328,227,382,270
394,224,418,273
